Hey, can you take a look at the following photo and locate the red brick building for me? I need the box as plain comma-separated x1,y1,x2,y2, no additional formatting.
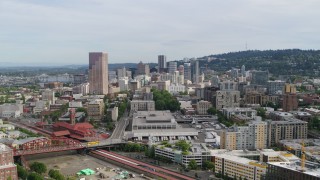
0,144,18,180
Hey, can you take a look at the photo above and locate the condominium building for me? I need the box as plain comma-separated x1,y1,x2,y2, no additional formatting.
211,149,302,180
213,90,240,110
87,99,104,121
220,121,268,150
130,100,155,112
267,118,308,146
89,52,108,95
267,80,285,95
0,144,18,180
282,84,298,112
196,100,212,115
265,161,320,180
155,143,211,167
214,154,266,180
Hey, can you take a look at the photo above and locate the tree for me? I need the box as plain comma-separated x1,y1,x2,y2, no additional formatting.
203,161,215,171
207,107,217,115
27,172,43,180
21,94,26,104
188,159,198,170
17,164,28,179
7,176,12,180
48,169,65,180
30,162,47,174
76,107,88,117
256,107,266,120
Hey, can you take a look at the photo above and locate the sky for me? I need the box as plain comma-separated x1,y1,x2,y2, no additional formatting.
0,0,320,65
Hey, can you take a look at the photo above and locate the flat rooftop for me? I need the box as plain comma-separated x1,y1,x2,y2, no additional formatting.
268,161,320,178
133,111,174,125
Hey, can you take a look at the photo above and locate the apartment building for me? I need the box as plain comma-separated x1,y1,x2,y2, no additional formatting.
267,118,308,147
220,121,268,150
214,154,266,180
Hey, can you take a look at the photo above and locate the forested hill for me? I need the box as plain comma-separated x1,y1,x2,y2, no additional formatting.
199,49,320,76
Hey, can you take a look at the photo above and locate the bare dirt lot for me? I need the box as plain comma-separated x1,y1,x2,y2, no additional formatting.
28,154,148,180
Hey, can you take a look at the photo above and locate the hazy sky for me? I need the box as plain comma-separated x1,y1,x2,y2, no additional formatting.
1,0,320,65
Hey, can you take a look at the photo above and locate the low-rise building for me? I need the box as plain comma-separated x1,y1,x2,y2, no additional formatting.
125,111,198,141
155,143,211,167
222,107,257,119
196,100,212,115
0,144,18,180
130,100,155,112
87,99,104,121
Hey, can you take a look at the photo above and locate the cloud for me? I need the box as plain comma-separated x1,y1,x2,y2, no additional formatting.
0,0,320,64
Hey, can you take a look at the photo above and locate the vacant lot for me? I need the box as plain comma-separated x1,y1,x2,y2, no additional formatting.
28,154,147,180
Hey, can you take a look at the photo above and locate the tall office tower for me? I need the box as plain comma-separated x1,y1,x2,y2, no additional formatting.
168,61,177,74
282,84,298,112
191,60,199,84
178,65,184,75
89,52,108,95
117,67,126,79
158,55,167,73
137,61,150,76
251,70,268,86
184,63,192,81
241,65,246,77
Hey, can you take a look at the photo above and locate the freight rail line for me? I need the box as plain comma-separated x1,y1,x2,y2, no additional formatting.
92,150,194,180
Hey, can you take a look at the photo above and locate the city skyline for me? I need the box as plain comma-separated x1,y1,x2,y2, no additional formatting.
1,0,320,65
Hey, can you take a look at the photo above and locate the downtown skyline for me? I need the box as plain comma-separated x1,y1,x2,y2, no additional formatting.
1,0,320,65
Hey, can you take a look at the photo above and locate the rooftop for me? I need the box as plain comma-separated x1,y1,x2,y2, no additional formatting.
268,161,320,178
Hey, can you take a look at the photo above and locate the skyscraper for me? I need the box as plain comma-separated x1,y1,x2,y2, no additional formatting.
282,84,298,112
191,60,199,84
241,65,246,77
89,52,108,95
168,61,177,74
184,63,191,81
158,55,167,73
